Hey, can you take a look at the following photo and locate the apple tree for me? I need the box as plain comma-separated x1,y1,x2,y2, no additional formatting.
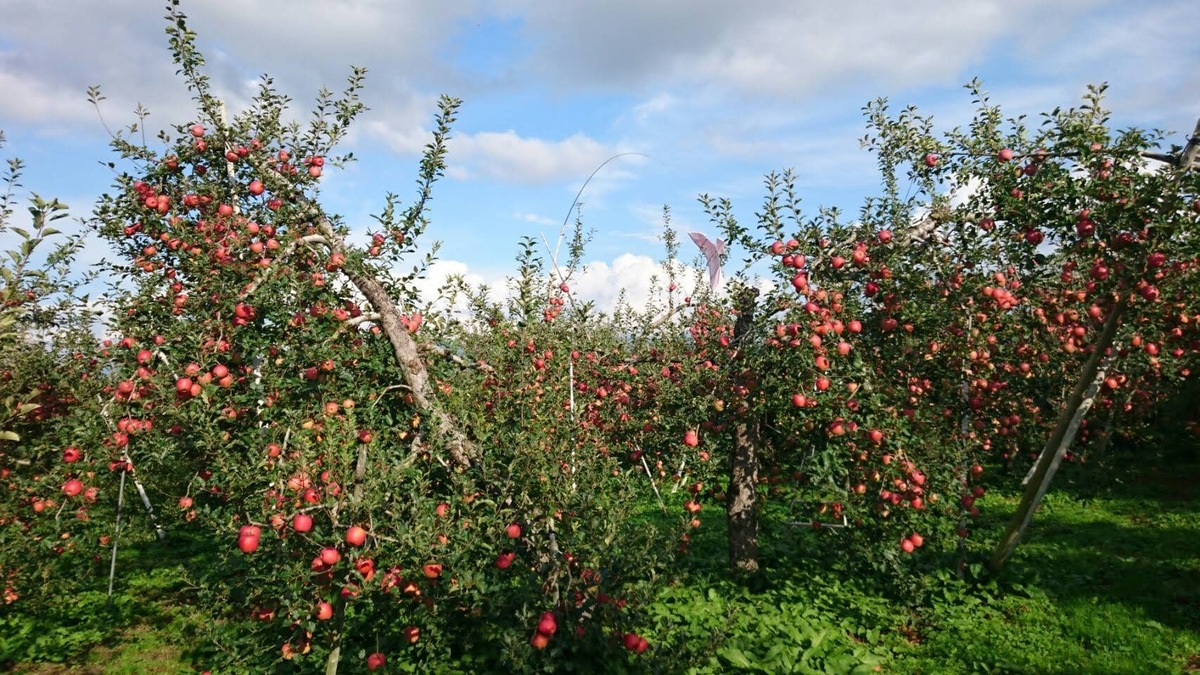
79,3,690,671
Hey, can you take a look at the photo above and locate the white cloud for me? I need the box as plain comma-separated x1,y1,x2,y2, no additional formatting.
515,212,556,225
446,130,630,185
1017,1,1200,130
492,0,1102,98
366,121,429,157
411,253,712,319
0,69,96,126
632,93,677,123
567,253,703,314
361,93,445,157
412,259,501,306
0,0,472,134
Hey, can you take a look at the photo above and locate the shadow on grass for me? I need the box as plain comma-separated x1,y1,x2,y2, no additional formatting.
1046,446,1195,504
0,523,223,670
1000,509,1200,634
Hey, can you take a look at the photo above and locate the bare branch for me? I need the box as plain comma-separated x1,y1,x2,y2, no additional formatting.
420,342,496,375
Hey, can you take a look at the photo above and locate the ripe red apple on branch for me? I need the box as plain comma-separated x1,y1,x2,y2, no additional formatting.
345,525,367,547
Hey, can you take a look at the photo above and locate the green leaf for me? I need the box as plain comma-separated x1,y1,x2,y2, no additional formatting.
719,647,756,669
0,430,19,442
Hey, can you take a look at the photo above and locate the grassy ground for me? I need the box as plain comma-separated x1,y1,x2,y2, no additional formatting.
4,458,1198,673
891,484,1200,674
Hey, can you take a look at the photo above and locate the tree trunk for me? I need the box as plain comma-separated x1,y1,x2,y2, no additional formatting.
316,220,477,469
727,417,762,576
324,641,341,675
726,287,761,577
990,296,1127,572
242,147,478,470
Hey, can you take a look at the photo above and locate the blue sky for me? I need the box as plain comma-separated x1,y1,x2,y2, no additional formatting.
1,0,1197,311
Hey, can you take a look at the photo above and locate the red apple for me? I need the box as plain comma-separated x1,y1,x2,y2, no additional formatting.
238,531,261,554
367,652,386,671
505,523,522,539
355,558,376,581
537,611,557,636
345,525,367,547
320,547,341,566
293,513,313,533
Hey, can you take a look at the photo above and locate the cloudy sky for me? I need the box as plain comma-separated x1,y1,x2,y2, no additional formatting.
1,0,1197,310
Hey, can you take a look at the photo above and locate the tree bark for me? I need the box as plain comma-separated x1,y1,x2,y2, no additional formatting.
726,287,762,577
727,417,762,576
324,641,341,675
316,220,476,468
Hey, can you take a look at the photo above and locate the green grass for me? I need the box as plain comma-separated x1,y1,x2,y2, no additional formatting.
888,487,1200,674
624,459,1200,674
5,460,1199,673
